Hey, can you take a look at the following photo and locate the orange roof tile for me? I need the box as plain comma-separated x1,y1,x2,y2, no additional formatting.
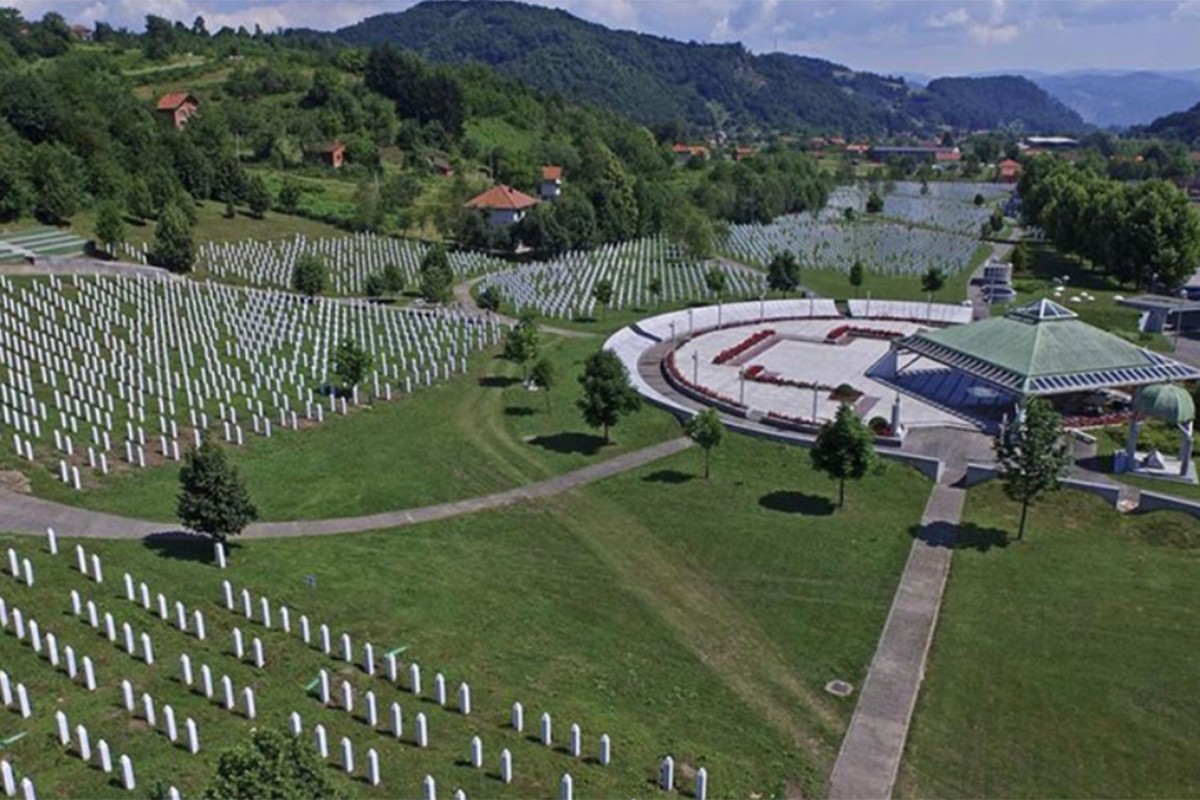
156,92,197,111
464,185,540,211
542,165,563,181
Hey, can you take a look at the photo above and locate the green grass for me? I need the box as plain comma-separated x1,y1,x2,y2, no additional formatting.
70,202,351,253
899,482,1200,798
0,434,930,798
799,243,988,302
31,334,681,523
1007,242,1171,350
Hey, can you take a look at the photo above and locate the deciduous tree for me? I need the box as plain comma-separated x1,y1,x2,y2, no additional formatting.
810,403,875,508
685,408,725,479
577,349,641,443
291,253,327,299
177,440,257,544
994,398,1072,540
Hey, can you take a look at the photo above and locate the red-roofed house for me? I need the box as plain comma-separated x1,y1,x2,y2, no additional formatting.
671,143,710,161
998,159,1023,183
934,147,962,163
465,184,540,227
540,165,564,201
733,146,756,162
156,92,199,130
307,141,346,169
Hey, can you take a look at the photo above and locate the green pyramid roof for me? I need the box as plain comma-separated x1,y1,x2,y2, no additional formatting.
896,298,1200,395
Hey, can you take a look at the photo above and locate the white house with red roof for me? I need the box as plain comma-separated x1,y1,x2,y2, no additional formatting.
464,184,540,227
156,92,200,130
540,165,564,201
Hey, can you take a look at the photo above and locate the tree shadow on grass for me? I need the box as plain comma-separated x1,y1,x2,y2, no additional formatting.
528,432,606,456
910,521,1009,551
142,531,235,564
504,406,536,417
643,469,695,485
478,376,521,388
758,491,835,516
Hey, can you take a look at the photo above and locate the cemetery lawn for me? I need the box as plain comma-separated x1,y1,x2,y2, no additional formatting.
70,202,351,254
0,433,930,798
798,243,987,303
30,334,682,522
898,482,1200,798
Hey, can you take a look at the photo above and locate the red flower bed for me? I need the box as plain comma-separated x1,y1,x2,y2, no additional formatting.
712,329,776,364
1062,411,1132,429
825,325,905,344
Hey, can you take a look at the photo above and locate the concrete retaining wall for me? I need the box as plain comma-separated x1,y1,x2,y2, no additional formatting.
963,465,1121,507
1137,490,1200,519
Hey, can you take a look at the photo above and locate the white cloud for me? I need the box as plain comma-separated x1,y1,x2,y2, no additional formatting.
968,22,1020,44
926,7,969,28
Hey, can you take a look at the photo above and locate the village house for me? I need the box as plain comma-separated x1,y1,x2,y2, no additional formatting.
464,184,540,227
998,158,1023,183
156,93,200,130
539,166,563,201
307,142,346,169
671,143,710,162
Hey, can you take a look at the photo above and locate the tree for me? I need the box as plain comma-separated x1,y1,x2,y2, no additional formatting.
973,193,985,207
704,266,727,299
126,178,154,221
865,191,884,214
245,175,270,219
848,259,865,294
530,356,556,411
591,278,614,319
647,276,663,307
201,727,343,800
332,338,372,396
577,349,641,443
364,273,385,298
502,312,539,380
1010,242,1029,273
291,253,327,299
810,403,875,508
381,263,405,294
151,200,194,273
921,266,946,296
419,245,453,304
685,408,724,479
94,201,126,258
177,440,258,544
767,251,801,295
994,398,1072,541
477,285,502,313
277,179,301,215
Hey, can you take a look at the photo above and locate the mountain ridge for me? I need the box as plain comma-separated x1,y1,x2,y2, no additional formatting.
329,0,1085,137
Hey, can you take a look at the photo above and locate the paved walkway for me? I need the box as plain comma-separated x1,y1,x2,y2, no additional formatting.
452,276,594,338
0,438,692,540
828,481,962,799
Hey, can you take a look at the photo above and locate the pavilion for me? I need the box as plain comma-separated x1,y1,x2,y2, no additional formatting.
875,298,1200,416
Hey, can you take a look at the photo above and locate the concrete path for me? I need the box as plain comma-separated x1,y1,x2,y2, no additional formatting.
0,438,692,540
827,482,962,799
453,275,595,338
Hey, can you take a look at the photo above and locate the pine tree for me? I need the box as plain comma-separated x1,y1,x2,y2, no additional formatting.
177,440,258,544
245,175,271,219
419,245,453,303
152,200,195,273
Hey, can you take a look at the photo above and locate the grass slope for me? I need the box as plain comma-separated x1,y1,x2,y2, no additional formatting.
0,434,929,798
30,334,681,522
899,482,1200,798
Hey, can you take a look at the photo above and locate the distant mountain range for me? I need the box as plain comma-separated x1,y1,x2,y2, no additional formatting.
905,69,1200,129
329,0,1084,137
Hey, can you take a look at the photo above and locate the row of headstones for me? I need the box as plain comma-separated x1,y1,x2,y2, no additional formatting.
116,682,202,752
118,571,208,642
177,654,258,719
660,756,709,800
53,709,144,789
0,670,31,718
70,590,157,666
4,548,33,587
0,761,36,800
0,599,98,690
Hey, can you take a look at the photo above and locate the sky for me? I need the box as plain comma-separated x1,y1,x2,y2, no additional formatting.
10,0,1200,76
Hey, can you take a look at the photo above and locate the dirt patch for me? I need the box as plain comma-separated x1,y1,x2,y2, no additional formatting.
0,470,31,494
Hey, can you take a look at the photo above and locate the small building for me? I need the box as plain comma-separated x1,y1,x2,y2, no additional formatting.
307,142,346,169
428,154,454,177
868,145,958,164
540,166,563,201
70,25,92,41
1022,136,1079,151
464,184,540,227
156,92,200,130
998,159,1023,183
733,146,756,162
671,143,710,161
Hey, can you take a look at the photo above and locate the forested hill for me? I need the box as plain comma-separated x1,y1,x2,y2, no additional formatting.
1138,102,1200,146
331,0,1086,136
